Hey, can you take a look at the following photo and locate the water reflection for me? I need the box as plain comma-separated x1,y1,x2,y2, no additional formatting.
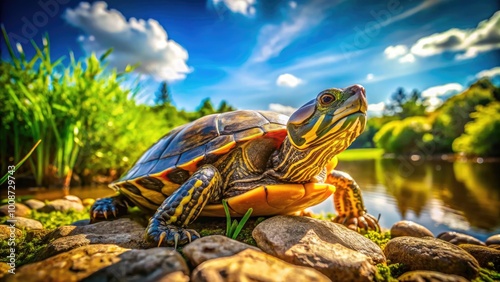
318,159,500,240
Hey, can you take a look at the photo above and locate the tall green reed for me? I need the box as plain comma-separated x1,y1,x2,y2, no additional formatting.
0,26,136,190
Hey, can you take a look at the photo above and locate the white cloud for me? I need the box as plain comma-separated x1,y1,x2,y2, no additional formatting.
250,0,338,62
276,73,302,88
422,83,464,111
384,45,408,59
421,83,464,98
63,1,191,81
367,102,385,116
211,0,256,16
269,103,296,116
476,66,500,79
410,11,500,60
289,1,297,9
366,73,374,80
398,53,415,63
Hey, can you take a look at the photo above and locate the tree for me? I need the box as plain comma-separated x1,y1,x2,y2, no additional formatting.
154,81,170,105
217,100,236,113
373,117,431,154
384,88,426,118
453,102,500,156
197,98,216,117
431,82,495,153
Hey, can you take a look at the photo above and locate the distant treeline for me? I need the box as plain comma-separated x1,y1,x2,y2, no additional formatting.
350,78,500,158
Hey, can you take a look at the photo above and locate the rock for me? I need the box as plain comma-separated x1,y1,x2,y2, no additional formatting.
0,225,22,240
82,198,96,207
0,203,31,217
191,249,330,282
488,244,500,250
71,219,91,226
280,229,376,281
390,220,434,238
183,235,261,267
398,270,468,282
9,244,128,282
252,215,385,264
84,248,190,282
63,195,82,204
459,244,500,271
486,234,500,246
437,231,485,246
39,218,147,260
38,199,84,213
384,236,480,280
23,199,45,210
11,217,43,230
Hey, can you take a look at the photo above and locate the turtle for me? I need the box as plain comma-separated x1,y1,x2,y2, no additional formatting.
90,84,380,247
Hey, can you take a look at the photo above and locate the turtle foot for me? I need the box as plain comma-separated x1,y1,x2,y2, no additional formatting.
90,197,128,223
145,222,200,248
333,213,380,233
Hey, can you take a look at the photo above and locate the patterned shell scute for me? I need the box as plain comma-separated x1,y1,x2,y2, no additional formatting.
117,110,289,182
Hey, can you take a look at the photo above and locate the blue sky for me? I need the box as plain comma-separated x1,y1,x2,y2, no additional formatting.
2,0,500,114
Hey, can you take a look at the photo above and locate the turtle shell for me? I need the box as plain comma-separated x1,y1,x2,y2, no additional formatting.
112,110,289,203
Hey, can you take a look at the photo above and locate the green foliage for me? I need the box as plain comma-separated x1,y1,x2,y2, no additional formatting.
222,199,253,240
431,80,496,153
0,28,236,187
373,120,401,152
453,102,500,156
384,88,426,118
0,27,142,187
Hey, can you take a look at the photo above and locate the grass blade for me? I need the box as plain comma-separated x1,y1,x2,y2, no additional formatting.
232,208,253,240
0,139,41,185
222,199,231,237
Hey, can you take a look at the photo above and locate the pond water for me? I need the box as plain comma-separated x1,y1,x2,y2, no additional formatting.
18,159,500,241
311,159,500,242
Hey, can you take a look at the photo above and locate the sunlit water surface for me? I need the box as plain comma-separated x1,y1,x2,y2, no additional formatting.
18,159,500,241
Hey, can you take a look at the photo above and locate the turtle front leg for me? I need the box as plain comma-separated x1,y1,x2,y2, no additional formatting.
146,164,223,247
90,194,132,223
327,170,380,232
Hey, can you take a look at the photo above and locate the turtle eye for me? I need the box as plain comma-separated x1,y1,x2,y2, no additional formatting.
319,93,336,105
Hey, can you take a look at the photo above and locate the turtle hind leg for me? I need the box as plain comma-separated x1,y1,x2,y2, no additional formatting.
327,170,380,232
90,194,131,223
145,164,223,247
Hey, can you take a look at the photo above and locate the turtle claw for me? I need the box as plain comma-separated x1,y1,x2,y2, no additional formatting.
333,213,380,233
90,197,127,223
145,222,200,247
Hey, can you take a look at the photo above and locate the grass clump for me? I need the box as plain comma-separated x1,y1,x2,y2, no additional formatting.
222,199,253,240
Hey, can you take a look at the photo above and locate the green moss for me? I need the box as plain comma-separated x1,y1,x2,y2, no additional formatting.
374,263,406,282
473,267,500,282
0,229,53,266
29,206,91,230
364,230,391,250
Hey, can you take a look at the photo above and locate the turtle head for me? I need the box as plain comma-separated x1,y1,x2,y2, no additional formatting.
287,84,367,151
